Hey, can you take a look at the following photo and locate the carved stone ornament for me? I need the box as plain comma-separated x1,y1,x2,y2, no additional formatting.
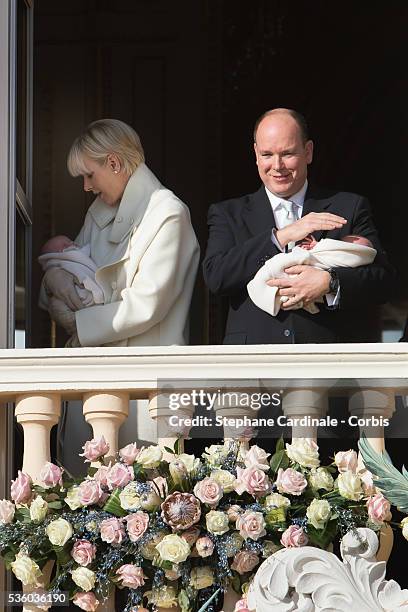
247,528,408,611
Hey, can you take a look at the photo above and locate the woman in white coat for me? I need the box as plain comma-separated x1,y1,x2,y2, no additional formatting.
42,118,200,347
40,119,200,471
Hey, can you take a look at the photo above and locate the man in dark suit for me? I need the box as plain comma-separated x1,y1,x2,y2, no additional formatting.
203,108,394,344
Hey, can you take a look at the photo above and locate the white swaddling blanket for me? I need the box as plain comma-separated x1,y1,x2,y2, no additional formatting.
247,238,377,316
38,244,104,305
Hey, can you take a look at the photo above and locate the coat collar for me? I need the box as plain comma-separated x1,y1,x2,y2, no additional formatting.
88,163,162,243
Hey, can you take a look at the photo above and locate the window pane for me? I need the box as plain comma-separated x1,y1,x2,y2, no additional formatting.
15,209,26,348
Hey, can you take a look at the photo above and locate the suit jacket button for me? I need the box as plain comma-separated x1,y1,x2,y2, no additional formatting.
116,216,123,223
284,329,291,337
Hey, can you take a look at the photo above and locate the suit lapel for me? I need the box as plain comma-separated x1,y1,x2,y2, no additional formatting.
242,186,275,236
301,185,332,242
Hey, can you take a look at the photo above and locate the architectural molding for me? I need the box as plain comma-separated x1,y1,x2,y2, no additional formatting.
247,528,408,611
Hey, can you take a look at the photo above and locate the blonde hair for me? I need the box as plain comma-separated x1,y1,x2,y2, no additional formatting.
67,118,145,177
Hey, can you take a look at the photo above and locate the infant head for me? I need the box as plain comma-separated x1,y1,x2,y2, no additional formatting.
341,234,373,248
41,235,75,255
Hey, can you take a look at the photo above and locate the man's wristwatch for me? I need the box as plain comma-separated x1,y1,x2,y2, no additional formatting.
328,268,340,293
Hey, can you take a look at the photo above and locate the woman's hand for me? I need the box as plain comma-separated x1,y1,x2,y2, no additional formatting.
43,268,84,311
47,297,77,335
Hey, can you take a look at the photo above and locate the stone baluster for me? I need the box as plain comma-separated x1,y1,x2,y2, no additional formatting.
148,391,193,459
15,393,61,481
282,388,328,441
349,387,395,563
14,394,61,612
83,392,129,462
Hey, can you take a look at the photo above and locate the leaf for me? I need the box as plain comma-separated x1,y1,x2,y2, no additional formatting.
178,588,191,612
102,488,127,517
174,438,181,455
47,501,63,510
270,449,289,475
307,519,338,549
358,434,408,512
3,550,15,570
164,446,175,455
275,437,285,453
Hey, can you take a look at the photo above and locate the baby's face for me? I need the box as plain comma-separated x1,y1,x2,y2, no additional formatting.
42,235,75,253
341,234,373,248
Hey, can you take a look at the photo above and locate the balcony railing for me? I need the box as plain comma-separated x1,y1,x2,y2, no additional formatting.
1,343,407,611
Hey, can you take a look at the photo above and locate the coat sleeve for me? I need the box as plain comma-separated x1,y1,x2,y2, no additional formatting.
202,203,281,296
75,207,199,346
334,196,397,307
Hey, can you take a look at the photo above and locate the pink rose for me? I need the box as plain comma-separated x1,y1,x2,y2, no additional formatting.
10,470,32,504
39,462,63,488
235,467,271,497
78,480,104,506
194,477,223,506
242,445,270,472
334,450,358,473
236,511,266,540
93,465,110,488
119,443,140,465
281,524,308,548
116,564,146,588
181,526,201,546
195,536,214,557
72,591,99,611
80,436,110,462
107,463,133,490
275,468,307,496
231,550,259,574
367,493,392,523
151,476,168,498
125,511,149,542
234,598,250,612
0,499,15,524
71,540,97,566
100,517,125,545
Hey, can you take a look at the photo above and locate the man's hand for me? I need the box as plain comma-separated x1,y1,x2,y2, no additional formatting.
275,212,347,249
267,265,331,308
43,268,85,311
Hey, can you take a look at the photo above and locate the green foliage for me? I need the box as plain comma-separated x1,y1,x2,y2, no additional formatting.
307,519,338,549
359,434,408,512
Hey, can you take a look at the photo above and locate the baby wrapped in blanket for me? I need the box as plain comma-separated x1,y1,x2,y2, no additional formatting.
247,235,376,315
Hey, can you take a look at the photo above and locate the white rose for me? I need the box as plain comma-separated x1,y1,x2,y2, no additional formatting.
65,486,82,510
190,566,214,589
71,566,96,592
119,482,141,511
308,467,334,491
29,495,48,522
178,453,201,474
46,518,73,546
0,499,15,524
285,438,320,468
11,553,42,586
203,444,229,467
337,472,363,501
306,499,331,529
136,445,163,469
264,493,291,510
155,534,191,563
335,450,358,473
401,517,408,541
210,469,237,493
206,510,229,535
139,489,161,511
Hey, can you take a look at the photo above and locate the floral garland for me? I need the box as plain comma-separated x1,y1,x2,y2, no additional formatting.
0,437,392,612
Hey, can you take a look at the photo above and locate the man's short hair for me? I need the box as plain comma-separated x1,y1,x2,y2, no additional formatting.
253,108,310,144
